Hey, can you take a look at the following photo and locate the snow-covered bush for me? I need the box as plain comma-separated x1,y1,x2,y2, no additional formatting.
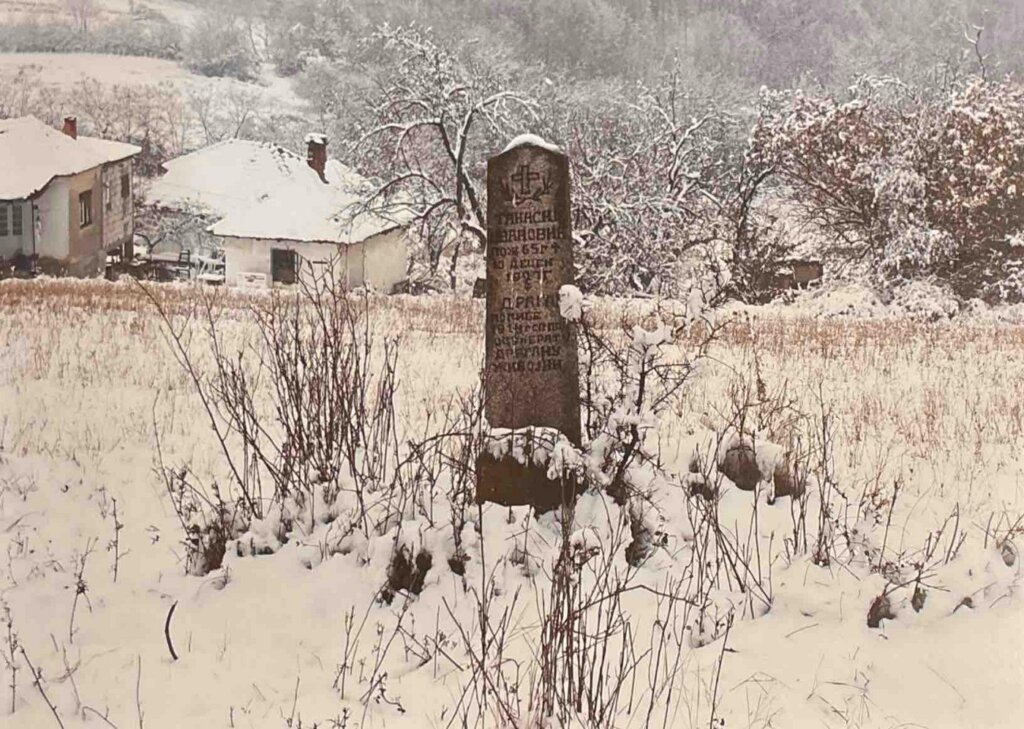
889,279,960,321
751,76,1024,302
183,11,258,81
914,79,1024,301
0,16,182,60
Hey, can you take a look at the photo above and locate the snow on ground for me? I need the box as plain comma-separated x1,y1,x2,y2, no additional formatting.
0,0,198,25
0,53,308,113
0,278,1022,729
718,280,1024,324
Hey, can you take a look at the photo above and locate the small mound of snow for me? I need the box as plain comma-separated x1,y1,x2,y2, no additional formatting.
889,280,960,321
785,282,888,318
558,284,585,321
757,280,971,321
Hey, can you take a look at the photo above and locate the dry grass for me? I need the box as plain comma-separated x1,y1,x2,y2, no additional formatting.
2,276,1021,511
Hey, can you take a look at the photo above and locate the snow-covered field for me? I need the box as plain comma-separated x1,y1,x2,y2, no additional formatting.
0,0,197,25
0,278,1022,729
0,52,308,113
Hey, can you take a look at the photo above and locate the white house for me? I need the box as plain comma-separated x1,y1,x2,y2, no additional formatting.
146,136,409,291
0,116,140,276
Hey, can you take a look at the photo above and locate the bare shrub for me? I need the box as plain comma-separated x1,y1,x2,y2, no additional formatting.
143,270,405,573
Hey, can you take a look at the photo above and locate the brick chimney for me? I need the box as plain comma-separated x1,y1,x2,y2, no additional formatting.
306,133,328,182
62,116,78,140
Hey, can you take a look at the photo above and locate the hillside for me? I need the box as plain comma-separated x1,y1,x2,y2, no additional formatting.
0,51,305,109
0,0,198,26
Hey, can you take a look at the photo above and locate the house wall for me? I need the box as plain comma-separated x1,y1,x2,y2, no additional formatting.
222,230,408,292
34,177,70,261
101,158,134,254
11,158,134,276
360,229,408,291
792,260,824,288
223,238,332,288
66,167,105,277
0,200,32,258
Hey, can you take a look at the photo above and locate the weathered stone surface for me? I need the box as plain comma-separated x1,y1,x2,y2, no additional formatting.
476,140,581,508
867,593,896,628
482,141,580,442
771,459,804,499
718,443,762,492
476,451,578,512
705,440,805,500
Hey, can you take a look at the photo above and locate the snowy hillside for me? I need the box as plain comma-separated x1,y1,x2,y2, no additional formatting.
0,0,198,26
0,52,306,113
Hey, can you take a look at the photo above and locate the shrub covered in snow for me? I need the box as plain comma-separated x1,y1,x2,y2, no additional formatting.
888,279,960,321
0,15,182,60
183,10,259,81
751,76,1024,302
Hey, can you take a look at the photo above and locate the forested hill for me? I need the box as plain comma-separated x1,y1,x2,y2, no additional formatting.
225,0,1022,88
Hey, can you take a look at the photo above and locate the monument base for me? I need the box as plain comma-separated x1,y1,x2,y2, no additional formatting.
475,452,578,513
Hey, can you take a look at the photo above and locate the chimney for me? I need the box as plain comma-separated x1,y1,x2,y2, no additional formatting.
62,116,78,140
306,133,328,182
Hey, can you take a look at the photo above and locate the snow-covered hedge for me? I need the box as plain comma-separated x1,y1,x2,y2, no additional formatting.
752,76,1024,302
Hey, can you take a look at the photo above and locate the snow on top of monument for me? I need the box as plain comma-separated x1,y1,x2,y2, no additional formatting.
147,139,408,244
558,284,586,322
502,133,563,155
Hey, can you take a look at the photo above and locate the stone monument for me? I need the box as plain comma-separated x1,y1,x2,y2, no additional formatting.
476,135,581,510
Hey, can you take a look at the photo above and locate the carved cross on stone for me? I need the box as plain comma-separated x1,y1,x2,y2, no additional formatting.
510,163,541,196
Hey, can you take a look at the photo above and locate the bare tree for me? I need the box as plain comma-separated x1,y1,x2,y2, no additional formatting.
354,25,537,287
187,85,263,146
558,73,746,296
64,0,97,34
964,22,989,80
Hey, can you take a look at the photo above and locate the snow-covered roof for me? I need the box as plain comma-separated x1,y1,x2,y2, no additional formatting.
0,116,140,201
147,139,405,245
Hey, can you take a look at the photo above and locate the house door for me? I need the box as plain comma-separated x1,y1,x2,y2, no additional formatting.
346,244,365,290
271,248,298,284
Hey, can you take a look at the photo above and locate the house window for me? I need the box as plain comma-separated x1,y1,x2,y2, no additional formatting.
104,182,112,211
79,190,93,228
271,248,298,284
0,206,7,237
121,173,130,199
12,205,22,236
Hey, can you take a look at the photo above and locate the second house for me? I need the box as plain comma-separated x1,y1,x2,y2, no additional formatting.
147,135,409,290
